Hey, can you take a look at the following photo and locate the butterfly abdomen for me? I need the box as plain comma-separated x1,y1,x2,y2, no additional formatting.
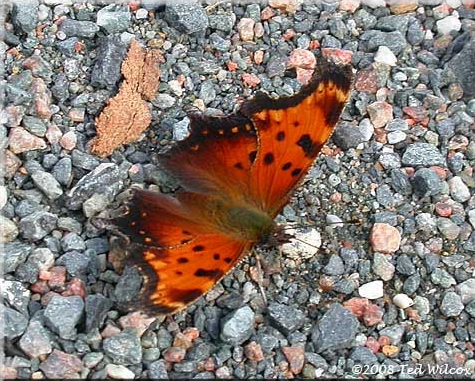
224,205,274,242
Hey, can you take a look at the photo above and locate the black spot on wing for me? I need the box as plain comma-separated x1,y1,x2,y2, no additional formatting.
177,257,189,263
249,150,257,163
194,268,224,279
282,162,292,171
291,168,302,177
297,134,319,158
264,152,275,165
277,131,285,141
193,245,205,252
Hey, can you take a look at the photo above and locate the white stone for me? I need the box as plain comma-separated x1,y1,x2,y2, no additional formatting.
436,15,461,35
135,8,148,19
0,186,7,209
358,280,384,299
282,227,321,260
374,46,397,66
387,131,407,145
393,293,414,309
105,364,135,379
468,209,475,229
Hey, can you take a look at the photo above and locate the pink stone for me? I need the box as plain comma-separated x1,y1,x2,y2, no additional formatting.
355,66,379,93
163,347,186,363
367,101,394,128
281,346,305,375
244,341,264,362
63,278,86,298
4,105,25,127
46,124,63,144
253,50,264,65
3,150,22,178
363,304,384,326
242,73,261,87
59,130,77,150
287,48,316,70
118,311,156,336
370,223,401,254
268,0,300,12
237,18,255,41
30,78,52,119
8,127,47,154
339,0,361,12
39,349,82,378
321,48,353,65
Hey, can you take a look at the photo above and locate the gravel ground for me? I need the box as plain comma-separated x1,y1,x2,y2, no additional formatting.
2,0,475,379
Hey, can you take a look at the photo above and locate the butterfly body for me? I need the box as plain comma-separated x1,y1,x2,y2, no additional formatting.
115,57,354,314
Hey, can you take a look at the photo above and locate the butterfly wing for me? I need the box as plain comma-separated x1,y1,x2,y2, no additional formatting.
116,189,253,314
243,60,354,216
161,59,353,214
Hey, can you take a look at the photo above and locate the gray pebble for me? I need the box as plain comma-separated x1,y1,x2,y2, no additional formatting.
103,328,143,365
4,306,28,339
164,3,209,34
19,210,58,241
0,215,18,242
396,254,416,275
148,360,169,379
379,324,405,345
390,168,412,196
323,255,345,276
440,291,464,317
455,278,475,304
44,295,84,339
208,14,235,32
403,274,421,295
31,171,63,200
360,30,406,55
85,294,113,332
332,122,367,150
22,116,47,137
61,232,86,252
90,35,127,89
349,347,378,365
267,302,305,335
59,19,99,38
96,4,131,34
312,303,359,353
4,242,32,273
220,306,255,345
437,217,461,240
57,250,89,277
372,252,395,281
431,268,456,288
448,176,471,203
401,143,446,167
412,168,443,197
52,157,73,186
1,280,30,316
11,0,39,34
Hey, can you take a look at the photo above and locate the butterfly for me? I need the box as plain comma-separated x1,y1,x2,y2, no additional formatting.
115,56,354,315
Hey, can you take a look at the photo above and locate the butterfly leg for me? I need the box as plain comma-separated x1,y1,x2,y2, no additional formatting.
251,249,268,308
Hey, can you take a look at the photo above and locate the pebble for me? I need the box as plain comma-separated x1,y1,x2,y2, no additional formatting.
440,291,464,317
412,168,443,197
103,328,143,365
31,171,63,200
96,4,131,34
455,278,475,304
436,15,462,35
4,307,28,339
447,176,471,203
401,143,446,167
0,215,19,243
39,349,82,378
44,295,84,339
370,223,401,254
164,3,209,34
374,46,397,66
91,36,127,89
19,321,53,358
59,19,99,38
281,346,305,374
366,101,393,128
267,303,306,335
431,268,457,288
105,364,135,379
220,306,255,345
312,303,360,352
19,211,58,241
358,280,384,299
8,127,47,154
372,253,395,281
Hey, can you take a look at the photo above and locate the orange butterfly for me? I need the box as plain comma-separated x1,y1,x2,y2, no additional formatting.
115,57,354,314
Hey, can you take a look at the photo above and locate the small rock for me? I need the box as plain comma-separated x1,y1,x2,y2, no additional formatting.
393,294,414,309
19,321,52,358
370,223,401,254
431,268,456,288
267,303,306,335
396,254,416,275
244,341,264,362
440,291,464,317
97,4,131,34
312,303,360,352
220,306,255,345
366,101,393,128
103,328,143,365
4,307,28,339
281,346,305,375
8,127,47,154
374,46,397,66
19,211,58,241
455,279,475,304
436,15,461,35
358,280,384,299
11,1,39,33
105,364,135,379
401,143,446,167
91,36,128,90
0,215,18,243
237,18,255,41
163,346,186,363
164,3,209,34
372,253,395,281
39,349,82,378
59,19,99,38
350,346,378,364
31,171,63,200
448,176,471,203
412,168,443,197
44,295,84,339
379,325,405,345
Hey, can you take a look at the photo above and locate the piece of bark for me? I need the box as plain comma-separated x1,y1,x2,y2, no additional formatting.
90,39,163,157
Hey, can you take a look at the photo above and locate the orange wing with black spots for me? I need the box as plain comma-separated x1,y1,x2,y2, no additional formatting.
115,56,354,315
